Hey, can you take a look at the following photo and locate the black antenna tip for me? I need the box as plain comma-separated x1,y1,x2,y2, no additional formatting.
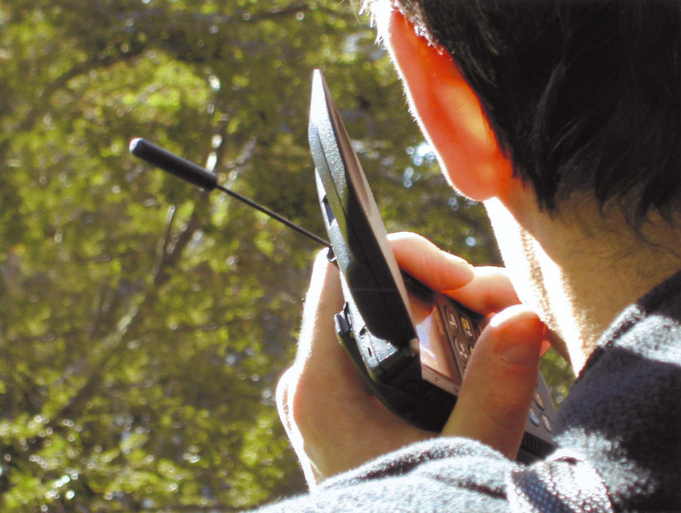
129,138,217,191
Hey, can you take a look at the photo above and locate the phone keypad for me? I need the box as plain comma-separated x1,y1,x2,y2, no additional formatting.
529,384,554,433
427,291,555,447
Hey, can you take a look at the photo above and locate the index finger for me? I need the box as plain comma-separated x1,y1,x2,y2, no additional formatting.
388,232,475,291
388,232,519,315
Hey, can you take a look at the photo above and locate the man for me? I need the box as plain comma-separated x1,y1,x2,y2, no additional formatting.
262,0,681,510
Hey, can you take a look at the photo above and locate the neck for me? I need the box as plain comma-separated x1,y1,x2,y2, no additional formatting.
486,195,681,373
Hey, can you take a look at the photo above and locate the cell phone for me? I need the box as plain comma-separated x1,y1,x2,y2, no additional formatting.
308,70,555,464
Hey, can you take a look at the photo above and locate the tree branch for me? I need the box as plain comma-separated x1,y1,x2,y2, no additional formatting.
45,198,206,428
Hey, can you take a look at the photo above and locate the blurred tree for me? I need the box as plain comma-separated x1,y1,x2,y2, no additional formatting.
0,0,571,511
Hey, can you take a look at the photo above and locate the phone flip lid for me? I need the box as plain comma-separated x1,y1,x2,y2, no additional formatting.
308,70,416,347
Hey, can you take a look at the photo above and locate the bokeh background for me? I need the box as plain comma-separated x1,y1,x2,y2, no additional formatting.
0,1,572,511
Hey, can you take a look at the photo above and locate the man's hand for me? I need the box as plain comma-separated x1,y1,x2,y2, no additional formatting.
276,233,546,487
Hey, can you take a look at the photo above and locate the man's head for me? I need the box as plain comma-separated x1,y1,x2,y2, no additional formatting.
376,0,681,223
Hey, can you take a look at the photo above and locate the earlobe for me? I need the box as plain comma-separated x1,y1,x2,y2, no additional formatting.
383,9,514,201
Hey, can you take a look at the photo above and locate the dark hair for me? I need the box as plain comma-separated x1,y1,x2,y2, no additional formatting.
392,0,681,221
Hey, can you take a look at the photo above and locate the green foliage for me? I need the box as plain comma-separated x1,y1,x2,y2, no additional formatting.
0,0,572,511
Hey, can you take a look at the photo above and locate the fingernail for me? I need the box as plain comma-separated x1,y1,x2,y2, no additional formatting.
488,304,538,328
499,333,541,365
490,306,542,365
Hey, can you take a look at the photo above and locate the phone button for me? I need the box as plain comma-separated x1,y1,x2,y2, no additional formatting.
528,407,541,427
454,337,470,361
534,392,545,410
444,306,459,333
541,413,553,433
460,315,475,339
334,311,352,338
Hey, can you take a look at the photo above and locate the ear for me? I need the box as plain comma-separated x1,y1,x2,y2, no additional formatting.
382,9,514,201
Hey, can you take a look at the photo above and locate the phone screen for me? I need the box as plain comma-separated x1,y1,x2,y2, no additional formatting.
409,291,462,394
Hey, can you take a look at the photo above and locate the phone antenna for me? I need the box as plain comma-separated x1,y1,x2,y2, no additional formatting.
129,138,330,248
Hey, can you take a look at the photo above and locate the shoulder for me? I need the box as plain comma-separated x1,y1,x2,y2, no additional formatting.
555,271,681,510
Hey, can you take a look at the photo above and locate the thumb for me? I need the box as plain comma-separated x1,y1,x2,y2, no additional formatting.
442,305,544,459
